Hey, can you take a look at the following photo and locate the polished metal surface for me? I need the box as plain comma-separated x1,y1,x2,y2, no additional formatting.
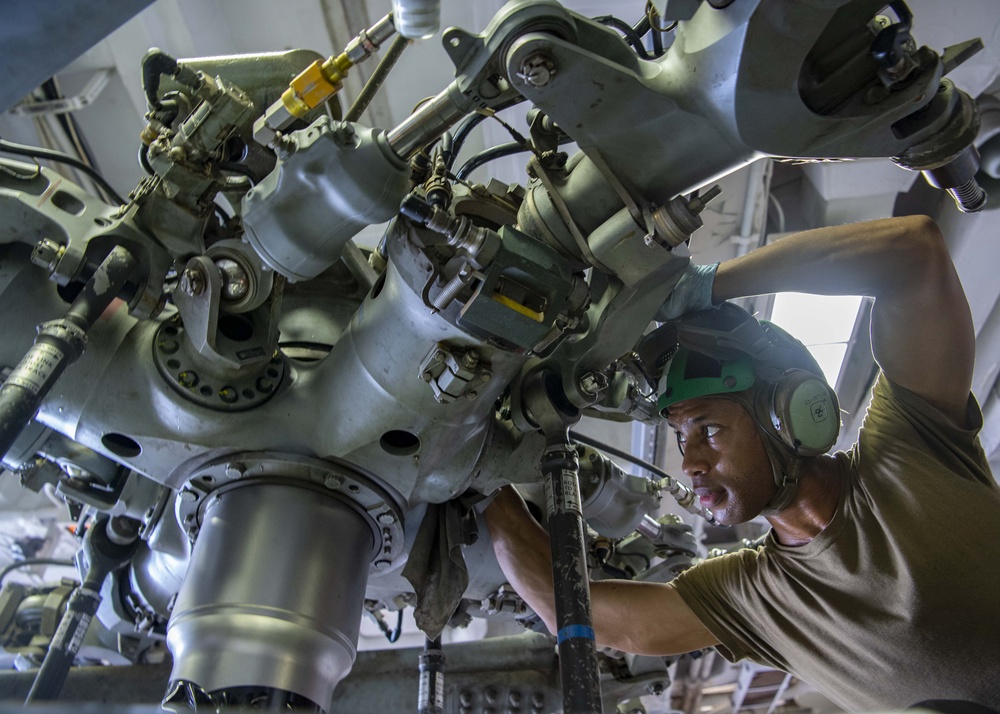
167,482,374,706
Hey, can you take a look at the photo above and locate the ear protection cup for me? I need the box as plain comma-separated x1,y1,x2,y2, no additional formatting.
755,369,840,456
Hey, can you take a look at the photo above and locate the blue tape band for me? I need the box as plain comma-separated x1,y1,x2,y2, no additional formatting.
557,624,595,644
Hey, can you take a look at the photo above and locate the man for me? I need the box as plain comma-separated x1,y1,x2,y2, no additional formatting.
485,215,1000,710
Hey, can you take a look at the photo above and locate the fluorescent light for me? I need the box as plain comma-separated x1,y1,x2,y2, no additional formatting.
769,293,862,344
768,293,863,385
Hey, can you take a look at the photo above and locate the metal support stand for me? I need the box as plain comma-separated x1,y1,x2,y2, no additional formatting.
523,371,603,714
417,636,445,714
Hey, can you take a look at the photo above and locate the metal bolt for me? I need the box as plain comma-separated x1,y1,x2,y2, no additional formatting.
225,463,244,479
179,489,197,503
459,691,474,707
578,370,608,396
179,266,206,297
509,690,522,706
461,350,479,369
218,386,239,404
531,692,545,707
31,238,64,273
377,511,396,525
177,370,199,388
373,559,391,570
518,52,557,87
158,338,179,355
168,145,186,162
646,680,665,696
255,376,275,393
324,474,342,490
485,688,499,704
466,391,478,401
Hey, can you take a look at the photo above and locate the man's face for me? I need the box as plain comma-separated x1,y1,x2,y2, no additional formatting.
667,396,776,525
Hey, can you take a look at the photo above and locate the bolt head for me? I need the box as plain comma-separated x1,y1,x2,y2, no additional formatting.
518,52,557,87
324,474,342,490
377,511,396,525
373,559,391,570
179,267,206,297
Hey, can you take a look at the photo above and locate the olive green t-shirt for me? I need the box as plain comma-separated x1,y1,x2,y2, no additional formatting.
672,375,1000,711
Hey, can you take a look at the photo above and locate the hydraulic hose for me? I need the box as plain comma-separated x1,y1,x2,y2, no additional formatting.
0,246,137,461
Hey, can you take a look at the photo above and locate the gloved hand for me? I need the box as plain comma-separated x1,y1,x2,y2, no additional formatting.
655,261,719,322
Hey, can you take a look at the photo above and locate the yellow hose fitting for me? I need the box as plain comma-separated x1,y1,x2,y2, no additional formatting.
282,57,351,118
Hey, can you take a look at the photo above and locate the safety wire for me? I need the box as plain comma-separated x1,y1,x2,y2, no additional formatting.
0,137,126,206
0,558,75,587
568,430,714,522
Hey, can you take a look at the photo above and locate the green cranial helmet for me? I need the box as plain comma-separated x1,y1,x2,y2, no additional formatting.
657,347,757,414
655,302,840,515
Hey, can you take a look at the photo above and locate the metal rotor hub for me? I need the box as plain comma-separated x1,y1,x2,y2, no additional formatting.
152,317,285,412
174,453,404,570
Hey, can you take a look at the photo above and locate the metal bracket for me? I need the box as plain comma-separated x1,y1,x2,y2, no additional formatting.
8,69,113,116
418,344,492,404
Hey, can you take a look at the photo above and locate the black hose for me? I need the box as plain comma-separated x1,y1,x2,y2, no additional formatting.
445,112,489,173
0,558,74,587
593,15,653,60
0,247,137,461
345,34,410,123
632,14,651,39
455,141,529,181
141,50,179,110
0,137,126,206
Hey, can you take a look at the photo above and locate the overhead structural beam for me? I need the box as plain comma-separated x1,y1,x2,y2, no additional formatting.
1,0,156,112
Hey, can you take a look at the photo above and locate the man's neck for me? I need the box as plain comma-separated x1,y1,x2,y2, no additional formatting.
765,455,842,547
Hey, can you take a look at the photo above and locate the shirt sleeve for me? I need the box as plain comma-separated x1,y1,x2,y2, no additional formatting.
671,549,787,670
859,375,994,489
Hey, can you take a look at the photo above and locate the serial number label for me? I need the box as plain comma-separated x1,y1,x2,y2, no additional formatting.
8,343,64,394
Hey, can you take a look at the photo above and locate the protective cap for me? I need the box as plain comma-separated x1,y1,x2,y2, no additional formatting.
657,348,756,414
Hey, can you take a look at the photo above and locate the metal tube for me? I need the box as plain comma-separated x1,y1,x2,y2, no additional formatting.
0,245,136,460
386,84,468,160
541,442,603,714
345,34,409,123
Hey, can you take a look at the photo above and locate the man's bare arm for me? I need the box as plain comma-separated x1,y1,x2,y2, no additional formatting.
484,486,719,655
712,215,974,425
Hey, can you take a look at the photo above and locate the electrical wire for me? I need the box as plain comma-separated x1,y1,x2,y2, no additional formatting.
0,137,126,206
40,79,114,205
569,429,676,485
592,15,654,60
387,608,403,643
0,558,75,587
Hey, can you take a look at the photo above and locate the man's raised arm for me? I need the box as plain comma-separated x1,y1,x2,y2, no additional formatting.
712,215,974,425
483,486,719,656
